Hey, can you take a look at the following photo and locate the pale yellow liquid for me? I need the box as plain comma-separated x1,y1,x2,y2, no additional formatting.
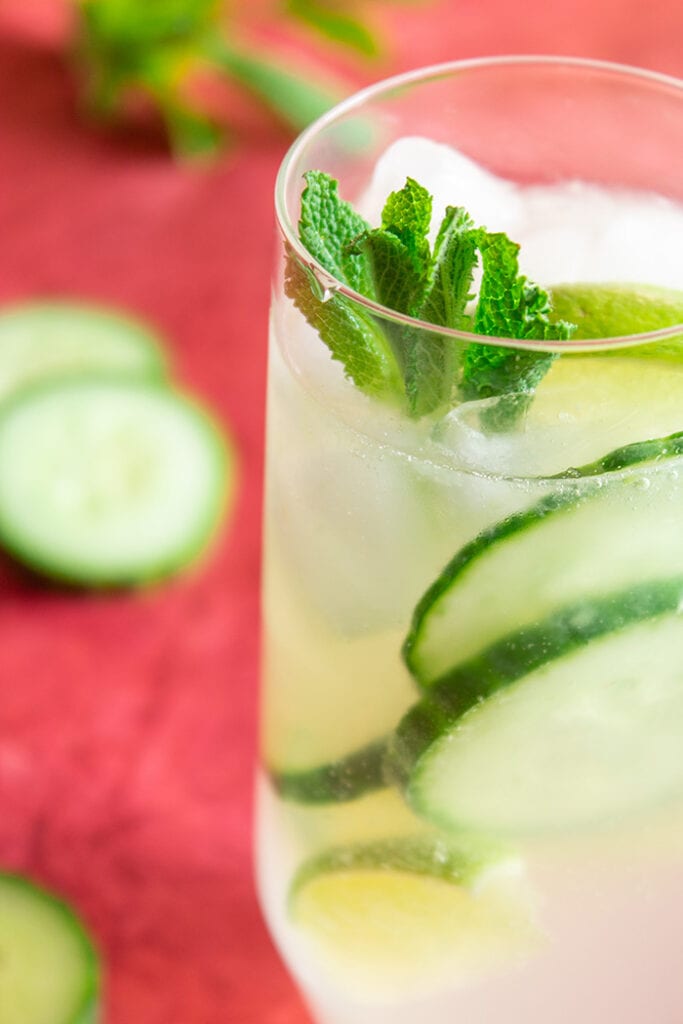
258,300,683,1022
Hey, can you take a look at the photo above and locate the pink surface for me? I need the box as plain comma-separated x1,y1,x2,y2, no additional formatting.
0,4,680,1022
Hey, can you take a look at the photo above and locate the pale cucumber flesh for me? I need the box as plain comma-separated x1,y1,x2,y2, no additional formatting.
391,580,683,835
0,376,230,585
0,874,99,1024
405,457,683,685
0,300,167,399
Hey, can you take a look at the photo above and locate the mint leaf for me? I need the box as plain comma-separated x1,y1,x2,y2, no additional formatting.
381,178,432,271
462,231,575,428
402,207,478,417
345,229,426,377
342,177,433,316
419,207,477,330
285,253,402,400
473,232,558,340
287,0,381,58
341,178,433,377
298,171,370,290
347,230,426,318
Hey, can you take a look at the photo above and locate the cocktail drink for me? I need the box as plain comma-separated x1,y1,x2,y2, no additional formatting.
258,58,683,1024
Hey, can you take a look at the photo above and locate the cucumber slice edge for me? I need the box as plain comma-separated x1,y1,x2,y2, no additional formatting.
0,373,236,587
0,872,100,1024
392,580,683,836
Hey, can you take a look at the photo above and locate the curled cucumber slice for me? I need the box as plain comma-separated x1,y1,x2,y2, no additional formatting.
390,580,683,835
0,873,100,1024
404,434,683,686
0,375,233,585
0,300,168,398
272,739,387,804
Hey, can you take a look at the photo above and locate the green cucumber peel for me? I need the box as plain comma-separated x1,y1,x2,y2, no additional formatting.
272,425,683,808
287,170,575,422
0,872,100,1024
389,579,683,835
552,428,683,478
395,579,683,772
402,487,581,683
273,577,683,809
406,425,683,684
270,738,387,804
0,300,169,400
0,374,233,587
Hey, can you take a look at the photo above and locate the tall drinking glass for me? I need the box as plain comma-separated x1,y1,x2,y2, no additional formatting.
259,57,683,1024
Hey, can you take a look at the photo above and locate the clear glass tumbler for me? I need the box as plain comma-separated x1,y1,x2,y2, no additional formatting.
258,57,683,1024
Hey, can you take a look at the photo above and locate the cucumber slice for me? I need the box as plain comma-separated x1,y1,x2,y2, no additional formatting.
390,580,683,835
0,375,232,585
405,442,683,685
0,873,99,1024
552,428,683,478
289,835,535,997
272,739,387,804
0,300,168,398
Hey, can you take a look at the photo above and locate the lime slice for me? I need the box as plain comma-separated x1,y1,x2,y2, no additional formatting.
289,836,536,998
550,283,683,352
0,873,100,1024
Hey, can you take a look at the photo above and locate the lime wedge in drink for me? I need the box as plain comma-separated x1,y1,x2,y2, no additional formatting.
549,283,683,347
289,836,537,998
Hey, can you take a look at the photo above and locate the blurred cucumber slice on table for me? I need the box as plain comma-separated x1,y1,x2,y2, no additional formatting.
0,873,99,1024
0,375,233,585
0,300,168,397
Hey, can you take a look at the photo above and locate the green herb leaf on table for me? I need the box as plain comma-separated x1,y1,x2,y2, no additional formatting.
73,0,406,157
205,40,343,135
287,0,381,58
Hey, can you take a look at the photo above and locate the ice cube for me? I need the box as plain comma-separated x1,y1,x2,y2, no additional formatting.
517,182,683,287
358,137,523,240
359,136,683,290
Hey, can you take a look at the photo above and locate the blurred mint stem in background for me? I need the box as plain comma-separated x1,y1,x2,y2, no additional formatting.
72,0,418,160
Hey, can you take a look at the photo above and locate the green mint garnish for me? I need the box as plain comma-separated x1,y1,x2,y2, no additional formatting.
286,170,575,426
405,207,479,417
463,231,575,428
298,172,371,288
285,173,402,400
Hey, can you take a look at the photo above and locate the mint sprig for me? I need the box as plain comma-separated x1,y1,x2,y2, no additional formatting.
462,231,574,428
285,172,403,400
286,170,575,426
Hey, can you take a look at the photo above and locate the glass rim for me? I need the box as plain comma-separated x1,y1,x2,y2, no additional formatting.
275,54,683,353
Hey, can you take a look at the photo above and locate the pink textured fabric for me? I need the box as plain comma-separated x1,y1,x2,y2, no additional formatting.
0,4,679,1022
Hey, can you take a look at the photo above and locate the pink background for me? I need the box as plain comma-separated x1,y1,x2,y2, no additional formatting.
0,3,680,1022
